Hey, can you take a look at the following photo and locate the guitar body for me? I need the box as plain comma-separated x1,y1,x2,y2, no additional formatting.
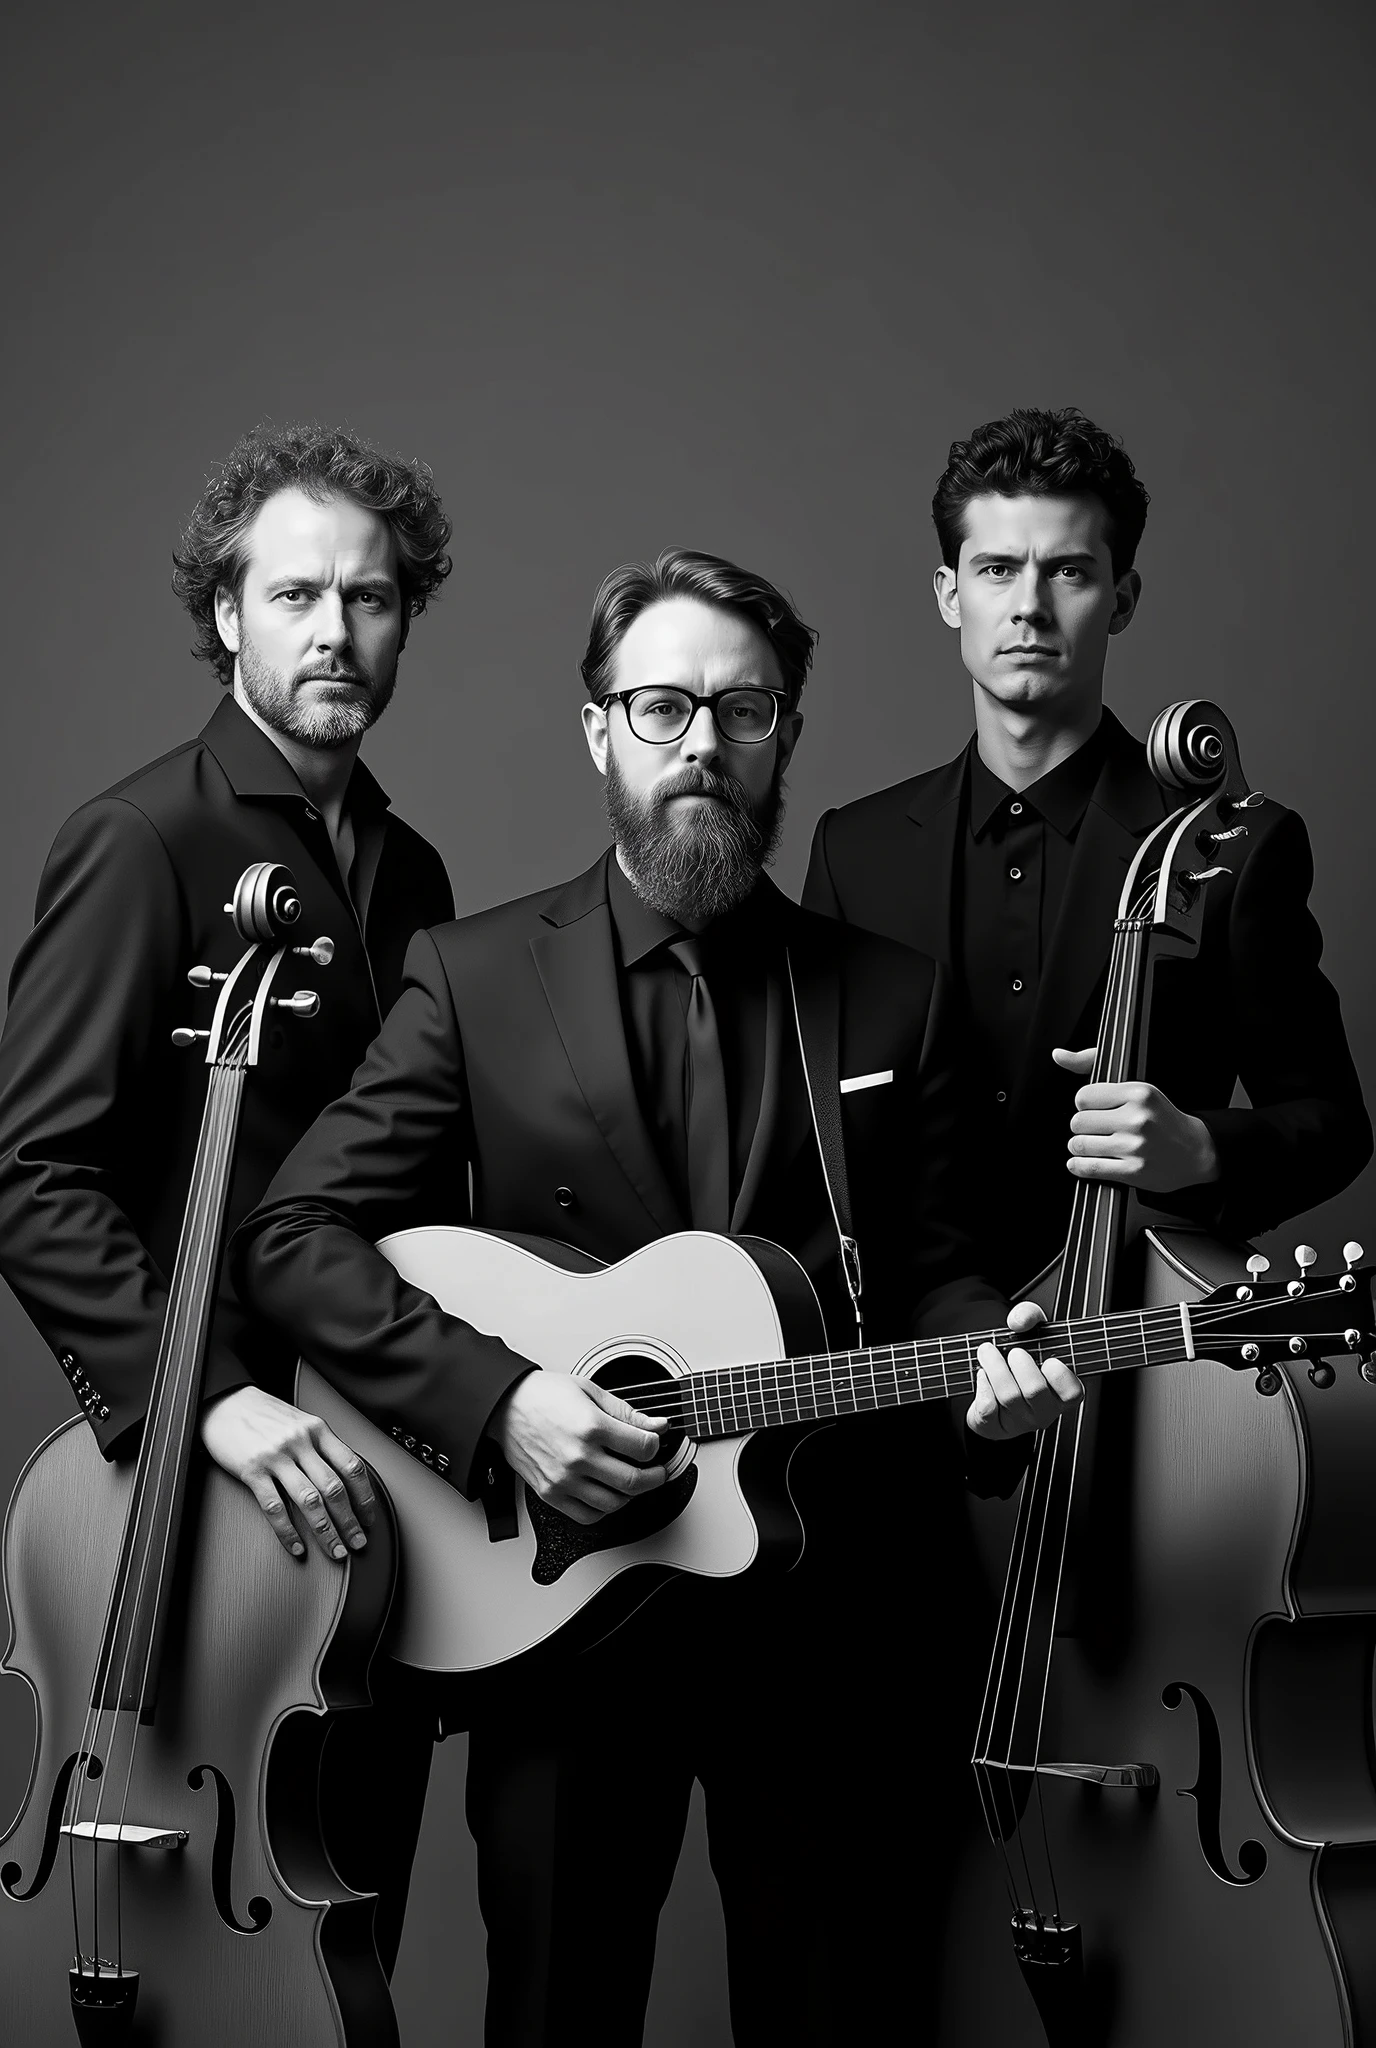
297,1228,829,1673
0,1419,399,2046
942,1224,1376,2046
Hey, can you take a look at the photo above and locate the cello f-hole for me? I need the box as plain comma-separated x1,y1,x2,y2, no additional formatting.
1161,1682,1268,1886
186,1765,272,1933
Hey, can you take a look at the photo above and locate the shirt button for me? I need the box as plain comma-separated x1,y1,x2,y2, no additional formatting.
1008,866,1023,882
1009,801,1024,816
1011,978,1024,993
555,1185,576,1210
995,1090,1008,1104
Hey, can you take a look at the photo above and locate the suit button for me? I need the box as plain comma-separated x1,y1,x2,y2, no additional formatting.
555,1186,575,1210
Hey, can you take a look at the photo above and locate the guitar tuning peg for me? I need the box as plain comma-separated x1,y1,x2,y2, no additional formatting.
1246,1254,1270,1281
1295,1245,1317,1271
1344,1241,1364,1270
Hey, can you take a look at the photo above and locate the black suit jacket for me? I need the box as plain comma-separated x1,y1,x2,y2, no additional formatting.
234,852,1007,1503
804,709,1372,1287
0,695,454,1453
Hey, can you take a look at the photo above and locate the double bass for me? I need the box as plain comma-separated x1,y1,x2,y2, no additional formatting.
1,864,398,2045
954,702,1376,2045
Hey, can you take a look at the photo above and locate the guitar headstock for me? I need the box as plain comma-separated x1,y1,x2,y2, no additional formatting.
1119,699,1261,950
172,862,334,1068
1196,1242,1376,1394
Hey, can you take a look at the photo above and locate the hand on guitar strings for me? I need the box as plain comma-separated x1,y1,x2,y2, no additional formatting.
1054,1046,1222,1193
490,1372,670,1525
199,1385,377,1560
968,1300,1084,1440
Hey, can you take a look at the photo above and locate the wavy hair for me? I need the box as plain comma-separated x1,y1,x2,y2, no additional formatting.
932,406,1150,580
580,548,818,705
172,422,453,685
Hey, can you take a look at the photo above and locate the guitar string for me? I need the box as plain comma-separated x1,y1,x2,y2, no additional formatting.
63,1048,232,1979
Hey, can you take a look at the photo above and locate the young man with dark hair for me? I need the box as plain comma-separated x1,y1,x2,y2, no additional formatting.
805,405,1369,1291
0,420,457,1968
235,547,1077,2045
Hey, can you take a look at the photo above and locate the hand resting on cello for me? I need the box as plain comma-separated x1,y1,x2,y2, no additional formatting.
969,1299,1085,1441
1055,1044,1221,1192
199,1384,377,1560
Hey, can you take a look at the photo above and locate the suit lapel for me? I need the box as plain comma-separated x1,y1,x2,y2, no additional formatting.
735,907,842,1234
531,859,685,1235
1014,716,1170,1111
901,750,967,966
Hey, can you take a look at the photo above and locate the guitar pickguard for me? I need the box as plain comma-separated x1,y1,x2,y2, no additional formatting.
526,1468,699,1584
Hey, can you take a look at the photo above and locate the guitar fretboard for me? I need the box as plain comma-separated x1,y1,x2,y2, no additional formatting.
682,1303,1194,1440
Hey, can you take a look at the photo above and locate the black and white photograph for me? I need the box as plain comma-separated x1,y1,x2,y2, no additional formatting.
2,4,1374,2043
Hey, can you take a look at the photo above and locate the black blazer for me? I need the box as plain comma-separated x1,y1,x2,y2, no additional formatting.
234,852,1007,1503
803,709,1372,1287
0,695,454,1454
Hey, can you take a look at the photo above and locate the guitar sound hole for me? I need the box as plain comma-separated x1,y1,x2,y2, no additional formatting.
588,1355,687,1469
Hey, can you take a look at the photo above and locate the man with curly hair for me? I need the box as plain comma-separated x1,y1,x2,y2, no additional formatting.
0,420,457,1972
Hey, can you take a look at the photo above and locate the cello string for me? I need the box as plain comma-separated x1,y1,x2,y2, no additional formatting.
63,1046,230,1975
105,1042,248,1930
95,1051,241,1972
978,916,1137,1924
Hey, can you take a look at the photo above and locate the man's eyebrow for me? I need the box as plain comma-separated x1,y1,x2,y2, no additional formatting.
262,572,321,595
966,549,1100,567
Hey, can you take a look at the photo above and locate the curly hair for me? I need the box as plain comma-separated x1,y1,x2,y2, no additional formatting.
932,406,1150,580
171,422,454,685
579,548,818,705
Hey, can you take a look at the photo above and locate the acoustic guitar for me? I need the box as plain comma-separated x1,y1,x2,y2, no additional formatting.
297,1227,1374,1674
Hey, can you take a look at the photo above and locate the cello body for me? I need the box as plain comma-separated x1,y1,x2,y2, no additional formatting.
942,1222,1376,2045
944,702,1376,2046
0,1417,399,2046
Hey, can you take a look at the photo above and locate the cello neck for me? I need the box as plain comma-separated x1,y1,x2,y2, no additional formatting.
93,1056,248,1716
1053,916,1152,1323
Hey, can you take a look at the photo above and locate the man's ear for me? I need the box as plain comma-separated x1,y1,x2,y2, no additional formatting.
934,564,961,630
1108,568,1142,637
775,708,804,777
398,605,412,654
581,698,610,776
214,584,242,655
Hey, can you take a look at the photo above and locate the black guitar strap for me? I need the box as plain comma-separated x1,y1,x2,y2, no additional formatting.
784,949,864,1342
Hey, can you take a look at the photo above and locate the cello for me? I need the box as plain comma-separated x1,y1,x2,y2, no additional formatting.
0,863,398,2045
955,702,1376,2045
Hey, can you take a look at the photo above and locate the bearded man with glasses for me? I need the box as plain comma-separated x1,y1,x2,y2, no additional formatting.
235,547,1072,2045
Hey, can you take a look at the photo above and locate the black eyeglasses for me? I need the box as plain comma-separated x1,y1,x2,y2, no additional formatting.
602,686,790,746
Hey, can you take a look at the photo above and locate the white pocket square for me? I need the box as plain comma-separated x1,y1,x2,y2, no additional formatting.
839,1070,893,1094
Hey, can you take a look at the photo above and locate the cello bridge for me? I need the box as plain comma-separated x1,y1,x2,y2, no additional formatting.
60,1821,188,1848
1034,1760,1159,1789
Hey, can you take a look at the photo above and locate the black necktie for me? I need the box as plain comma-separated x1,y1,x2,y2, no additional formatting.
669,935,730,1232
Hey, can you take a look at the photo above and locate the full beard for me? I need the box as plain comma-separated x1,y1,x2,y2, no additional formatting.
236,622,397,749
605,756,786,925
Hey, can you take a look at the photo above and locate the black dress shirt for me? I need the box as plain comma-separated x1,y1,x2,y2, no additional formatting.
606,856,774,1220
958,719,1108,1114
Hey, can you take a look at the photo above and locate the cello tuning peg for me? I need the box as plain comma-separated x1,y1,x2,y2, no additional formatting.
292,936,334,966
170,1027,209,1048
223,902,234,915
270,990,320,1019
1246,1254,1270,1281
186,965,228,989
1343,1241,1365,1269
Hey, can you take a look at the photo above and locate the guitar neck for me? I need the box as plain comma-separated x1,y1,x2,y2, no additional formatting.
685,1301,1196,1441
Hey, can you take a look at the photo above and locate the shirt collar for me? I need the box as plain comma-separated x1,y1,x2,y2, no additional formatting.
967,715,1107,841
198,693,392,818
605,850,780,967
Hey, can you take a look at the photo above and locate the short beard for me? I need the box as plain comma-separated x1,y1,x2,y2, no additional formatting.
236,619,396,749
605,755,786,925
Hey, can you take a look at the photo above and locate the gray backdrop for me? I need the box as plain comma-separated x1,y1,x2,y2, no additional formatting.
3,2,1373,2042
